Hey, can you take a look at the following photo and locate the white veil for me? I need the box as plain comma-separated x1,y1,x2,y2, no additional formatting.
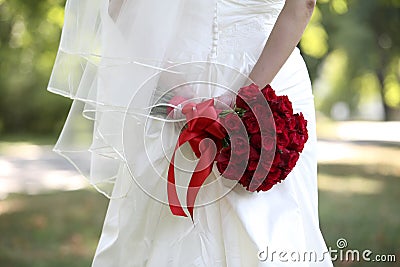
48,0,250,198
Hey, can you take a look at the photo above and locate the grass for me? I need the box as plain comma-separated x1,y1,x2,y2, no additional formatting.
0,134,58,146
318,164,400,266
0,190,108,267
1,158,399,267
316,136,400,266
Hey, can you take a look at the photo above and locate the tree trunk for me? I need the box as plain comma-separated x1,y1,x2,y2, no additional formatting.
376,68,391,121
375,50,396,121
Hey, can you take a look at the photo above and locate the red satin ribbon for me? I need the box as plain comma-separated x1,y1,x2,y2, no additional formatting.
167,99,226,220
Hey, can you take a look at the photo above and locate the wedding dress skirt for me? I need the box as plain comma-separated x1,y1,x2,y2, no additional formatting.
48,0,333,266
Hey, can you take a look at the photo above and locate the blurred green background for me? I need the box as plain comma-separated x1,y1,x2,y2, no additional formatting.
0,0,399,266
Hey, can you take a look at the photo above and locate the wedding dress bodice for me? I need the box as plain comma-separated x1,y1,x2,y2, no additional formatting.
216,0,284,54
166,0,285,62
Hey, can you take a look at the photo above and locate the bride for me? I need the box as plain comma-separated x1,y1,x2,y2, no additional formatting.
48,0,333,266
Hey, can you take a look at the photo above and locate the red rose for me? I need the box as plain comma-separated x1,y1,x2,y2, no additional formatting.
252,104,275,135
249,146,260,161
216,147,230,171
288,132,302,151
252,103,268,117
243,112,260,134
267,167,282,182
288,151,300,169
247,147,260,174
274,116,286,134
277,131,290,150
272,110,279,119
298,113,308,135
259,151,274,171
230,135,249,156
261,134,275,152
272,151,282,166
222,163,243,181
292,113,306,132
221,112,242,132
280,149,300,169
278,149,289,168
236,96,249,110
236,84,261,109
250,133,261,147
217,154,248,181
247,160,258,172
216,161,228,174
247,171,267,191
287,117,297,131
239,171,253,186
283,150,300,170
261,84,277,102
217,84,307,193
278,95,293,115
262,115,276,136
281,168,292,178
230,155,248,170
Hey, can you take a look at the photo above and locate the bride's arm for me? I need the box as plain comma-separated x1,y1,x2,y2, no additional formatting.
108,0,124,19
249,0,316,88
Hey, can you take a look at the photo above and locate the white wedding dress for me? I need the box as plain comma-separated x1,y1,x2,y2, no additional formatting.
48,0,333,266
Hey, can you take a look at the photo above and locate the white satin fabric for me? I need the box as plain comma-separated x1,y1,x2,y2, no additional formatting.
48,0,333,266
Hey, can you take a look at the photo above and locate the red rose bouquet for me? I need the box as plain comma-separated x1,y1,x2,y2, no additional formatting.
216,83,308,192
166,83,308,218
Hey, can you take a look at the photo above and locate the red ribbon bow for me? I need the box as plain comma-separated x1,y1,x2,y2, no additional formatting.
167,99,226,220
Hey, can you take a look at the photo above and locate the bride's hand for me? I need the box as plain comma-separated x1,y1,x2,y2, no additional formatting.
214,91,235,110
167,95,188,120
167,89,235,120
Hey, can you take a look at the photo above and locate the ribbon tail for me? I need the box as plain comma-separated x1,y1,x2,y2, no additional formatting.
167,130,204,217
186,145,215,220
167,152,187,217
